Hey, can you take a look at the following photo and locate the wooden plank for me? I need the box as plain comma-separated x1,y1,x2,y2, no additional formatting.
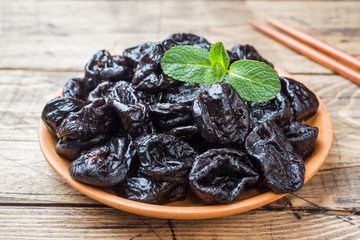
0,70,359,213
0,206,359,239
0,1,359,74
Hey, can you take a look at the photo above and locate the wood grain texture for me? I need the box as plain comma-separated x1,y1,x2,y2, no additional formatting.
0,0,359,238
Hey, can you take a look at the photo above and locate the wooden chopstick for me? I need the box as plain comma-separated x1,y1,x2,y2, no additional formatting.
265,17,360,71
249,20,360,85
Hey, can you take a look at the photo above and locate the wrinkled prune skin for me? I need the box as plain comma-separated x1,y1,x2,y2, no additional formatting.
167,125,198,139
162,82,206,105
248,93,291,129
85,50,133,87
192,83,250,146
283,122,319,160
57,99,118,141
132,40,180,93
87,81,116,102
122,42,155,68
114,175,187,204
69,134,134,187
41,97,85,136
280,77,319,122
245,121,305,194
108,82,149,135
55,137,106,161
149,103,193,131
63,78,88,100
229,44,274,68
189,148,259,204
135,134,197,183
166,33,212,51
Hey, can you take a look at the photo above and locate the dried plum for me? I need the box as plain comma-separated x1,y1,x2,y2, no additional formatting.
229,44,274,68
189,148,259,204
245,121,305,194
162,82,206,105
123,42,155,67
57,99,118,141
192,83,250,146
248,93,291,129
69,134,134,187
132,40,180,93
41,97,85,136
167,125,198,139
63,77,88,100
114,175,187,204
135,134,197,183
166,33,212,51
108,82,149,135
283,122,319,159
280,76,319,121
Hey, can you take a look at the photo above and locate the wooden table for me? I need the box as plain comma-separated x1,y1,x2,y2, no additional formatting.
1,0,359,239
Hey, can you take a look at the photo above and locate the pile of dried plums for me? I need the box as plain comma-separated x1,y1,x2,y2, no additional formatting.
42,33,319,205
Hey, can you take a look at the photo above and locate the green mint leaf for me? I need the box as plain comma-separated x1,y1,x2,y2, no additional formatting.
209,42,230,71
205,69,226,87
211,62,224,77
226,60,280,103
161,45,211,84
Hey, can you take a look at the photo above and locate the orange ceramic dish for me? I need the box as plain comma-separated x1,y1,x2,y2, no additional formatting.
38,69,333,220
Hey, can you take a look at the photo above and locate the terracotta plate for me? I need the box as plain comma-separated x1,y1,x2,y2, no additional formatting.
38,69,333,219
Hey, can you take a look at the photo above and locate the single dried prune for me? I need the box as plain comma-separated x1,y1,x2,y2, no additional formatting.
132,40,180,93
229,44,274,68
41,97,85,136
283,122,319,160
69,134,134,187
162,82,206,105
245,121,305,194
280,77,319,121
123,42,155,67
135,134,197,183
108,82,149,135
192,83,250,146
150,103,193,131
248,93,291,129
55,137,106,161
189,148,259,204
63,77,88,100
57,99,118,141
167,125,198,139
87,81,116,102
114,175,187,204
166,33,212,51
85,50,133,87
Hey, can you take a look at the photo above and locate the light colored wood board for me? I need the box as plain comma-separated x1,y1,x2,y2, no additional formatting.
0,1,359,74
0,206,359,239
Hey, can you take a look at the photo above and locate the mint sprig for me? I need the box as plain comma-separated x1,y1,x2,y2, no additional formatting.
160,42,280,102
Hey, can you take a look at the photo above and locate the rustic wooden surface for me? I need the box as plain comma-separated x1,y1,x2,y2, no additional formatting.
1,0,360,239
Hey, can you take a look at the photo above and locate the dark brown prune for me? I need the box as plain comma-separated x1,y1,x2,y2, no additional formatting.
57,99,118,141
166,33,212,51
87,81,127,102
162,82,206,105
283,122,319,160
189,148,259,204
229,44,274,68
248,93,291,129
55,137,105,161
85,50,133,87
114,175,187,204
108,82,149,135
122,42,155,67
149,103,193,131
135,134,197,183
192,83,250,146
135,90,163,105
280,77,319,121
69,134,134,187
167,125,198,139
63,77,88,100
132,40,180,93
41,97,85,136
245,121,305,194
